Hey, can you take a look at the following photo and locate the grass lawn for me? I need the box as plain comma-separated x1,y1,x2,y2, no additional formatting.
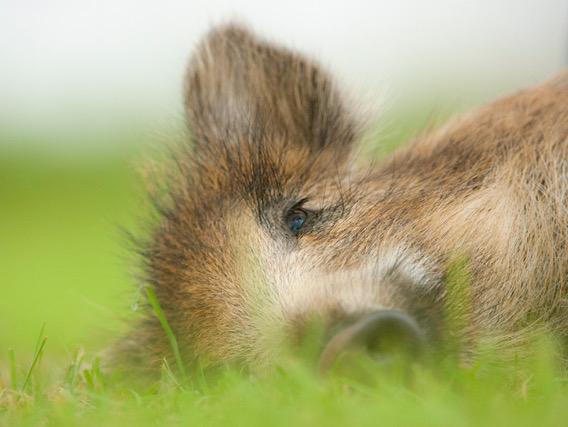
1,114,567,426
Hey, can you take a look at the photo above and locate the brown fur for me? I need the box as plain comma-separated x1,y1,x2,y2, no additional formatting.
110,24,568,374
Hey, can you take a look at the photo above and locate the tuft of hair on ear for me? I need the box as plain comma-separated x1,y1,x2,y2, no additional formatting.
184,23,361,159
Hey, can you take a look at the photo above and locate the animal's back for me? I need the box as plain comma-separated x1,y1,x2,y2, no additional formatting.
374,71,568,345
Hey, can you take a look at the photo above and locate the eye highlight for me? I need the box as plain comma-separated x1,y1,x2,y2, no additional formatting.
285,208,307,234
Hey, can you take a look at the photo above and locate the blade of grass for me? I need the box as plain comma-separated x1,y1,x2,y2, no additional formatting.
91,356,105,390
8,348,18,390
21,336,47,393
160,357,182,391
83,368,95,391
145,286,188,383
32,323,47,356
64,349,84,392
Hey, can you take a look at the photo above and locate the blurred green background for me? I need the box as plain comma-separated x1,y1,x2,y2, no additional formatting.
0,140,143,357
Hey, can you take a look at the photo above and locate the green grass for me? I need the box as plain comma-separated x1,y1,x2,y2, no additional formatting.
2,321,568,426
1,116,568,425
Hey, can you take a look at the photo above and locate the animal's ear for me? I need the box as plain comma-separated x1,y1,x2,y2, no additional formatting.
184,24,360,155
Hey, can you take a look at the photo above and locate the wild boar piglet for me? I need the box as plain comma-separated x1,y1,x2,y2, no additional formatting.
112,24,568,374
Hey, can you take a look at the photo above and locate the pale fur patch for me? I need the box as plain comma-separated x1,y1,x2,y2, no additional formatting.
266,243,437,320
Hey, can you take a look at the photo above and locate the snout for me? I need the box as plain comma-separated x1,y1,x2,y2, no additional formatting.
319,309,426,372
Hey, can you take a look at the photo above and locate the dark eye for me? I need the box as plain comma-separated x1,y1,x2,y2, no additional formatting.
285,208,307,234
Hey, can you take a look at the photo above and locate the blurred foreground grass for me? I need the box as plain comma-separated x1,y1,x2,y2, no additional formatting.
2,107,567,425
1,324,567,426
